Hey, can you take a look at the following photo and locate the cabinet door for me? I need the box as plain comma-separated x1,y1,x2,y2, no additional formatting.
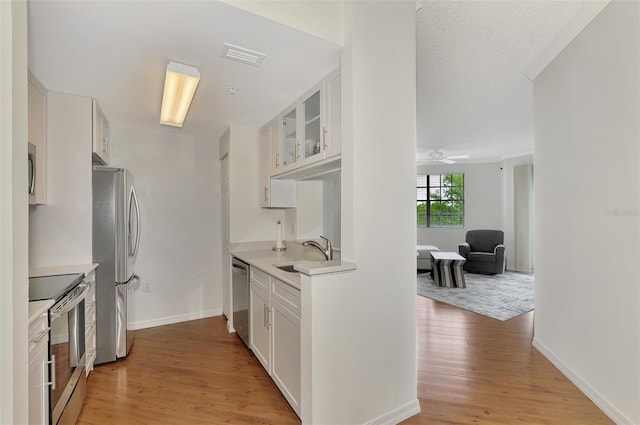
281,104,298,172
259,124,271,208
28,73,47,204
323,71,341,159
29,338,50,425
298,84,324,167
84,271,97,376
92,100,110,165
271,299,301,417
269,116,282,177
249,284,271,372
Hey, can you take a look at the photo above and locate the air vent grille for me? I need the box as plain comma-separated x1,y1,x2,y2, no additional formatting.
220,43,265,67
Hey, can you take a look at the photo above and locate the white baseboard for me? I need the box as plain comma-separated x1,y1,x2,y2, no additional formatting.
532,338,635,425
365,399,421,425
133,308,222,330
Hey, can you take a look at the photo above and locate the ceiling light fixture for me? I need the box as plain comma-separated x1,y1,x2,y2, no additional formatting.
227,86,238,95
160,61,200,128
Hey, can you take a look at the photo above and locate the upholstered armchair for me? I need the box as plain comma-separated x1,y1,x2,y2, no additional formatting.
458,230,506,274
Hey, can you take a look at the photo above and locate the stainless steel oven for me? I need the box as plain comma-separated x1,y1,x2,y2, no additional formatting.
29,273,90,425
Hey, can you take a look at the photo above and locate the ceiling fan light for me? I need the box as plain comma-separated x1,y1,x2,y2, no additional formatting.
160,61,200,128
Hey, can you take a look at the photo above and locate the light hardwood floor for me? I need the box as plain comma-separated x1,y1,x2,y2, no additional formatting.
78,296,613,424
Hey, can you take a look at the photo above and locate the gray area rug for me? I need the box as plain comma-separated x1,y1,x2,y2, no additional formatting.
417,271,534,321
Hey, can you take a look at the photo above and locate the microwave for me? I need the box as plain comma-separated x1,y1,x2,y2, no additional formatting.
28,142,36,205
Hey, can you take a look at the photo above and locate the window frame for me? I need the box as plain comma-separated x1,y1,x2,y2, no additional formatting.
417,173,465,228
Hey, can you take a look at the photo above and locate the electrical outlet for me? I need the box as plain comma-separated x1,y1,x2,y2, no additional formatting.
142,279,151,292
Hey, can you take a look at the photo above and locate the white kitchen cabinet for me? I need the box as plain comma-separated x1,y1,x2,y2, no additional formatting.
260,121,296,208
298,83,324,168
268,116,283,177
250,282,271,371
279,83,324,172
248,269,301,417
28,72,47,204
271,297,301,416
270,69,341,178
29,312,50,425
84,270,97,376
322,70,341,160
92,99,110,165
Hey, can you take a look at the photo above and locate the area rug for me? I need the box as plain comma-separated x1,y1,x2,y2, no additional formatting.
417,271,534,321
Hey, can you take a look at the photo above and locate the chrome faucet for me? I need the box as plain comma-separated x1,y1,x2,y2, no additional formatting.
303,235,333,261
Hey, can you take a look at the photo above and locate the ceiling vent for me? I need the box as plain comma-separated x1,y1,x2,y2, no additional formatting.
220,43,266,67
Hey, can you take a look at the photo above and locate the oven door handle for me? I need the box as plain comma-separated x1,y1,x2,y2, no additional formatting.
50,282,90,319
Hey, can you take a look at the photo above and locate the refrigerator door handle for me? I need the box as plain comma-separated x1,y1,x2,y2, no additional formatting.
129,187,141,263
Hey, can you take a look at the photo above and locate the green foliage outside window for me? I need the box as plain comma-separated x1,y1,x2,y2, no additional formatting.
417,173,464,227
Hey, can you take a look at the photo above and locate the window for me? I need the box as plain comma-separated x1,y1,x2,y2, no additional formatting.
417,173,464,227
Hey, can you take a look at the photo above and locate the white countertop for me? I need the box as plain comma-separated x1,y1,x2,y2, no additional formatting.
232,245,356,290
29,263,99,278
29,299,54,323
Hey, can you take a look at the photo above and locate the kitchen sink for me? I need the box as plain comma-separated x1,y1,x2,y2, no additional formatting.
273,264,299,273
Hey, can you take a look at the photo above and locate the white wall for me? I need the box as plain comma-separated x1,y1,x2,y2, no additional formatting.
501,154,534,270
29,92,93,266
227,125,284,243
0,1,29,423
301,2,419,423
416,162,503,252
533,1,639,423
109,125,223,329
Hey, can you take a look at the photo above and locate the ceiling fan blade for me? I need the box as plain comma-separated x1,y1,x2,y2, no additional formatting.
440,159,456,164
446,155,469,160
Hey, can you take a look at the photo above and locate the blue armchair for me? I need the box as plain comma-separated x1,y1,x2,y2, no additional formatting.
458,230,506,274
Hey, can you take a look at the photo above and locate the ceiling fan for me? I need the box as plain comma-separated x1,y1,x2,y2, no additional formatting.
420,150,469,165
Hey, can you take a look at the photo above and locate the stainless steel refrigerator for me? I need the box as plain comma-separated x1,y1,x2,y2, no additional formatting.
93,166,141,364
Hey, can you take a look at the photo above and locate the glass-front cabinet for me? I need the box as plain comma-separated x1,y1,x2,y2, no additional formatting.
280,83,325,172
282,105,298,171
273,70,341,176
301,89,322,166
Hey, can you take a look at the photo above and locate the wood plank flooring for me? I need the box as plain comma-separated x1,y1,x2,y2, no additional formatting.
77,296,613,424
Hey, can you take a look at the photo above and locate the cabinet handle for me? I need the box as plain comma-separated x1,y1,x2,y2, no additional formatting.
29,327,50,343
275,153,279,168
323,125,328,150
263,304,268,327
48,355,56,390
296,141,301,160
264,187,268,203
267,307,273,327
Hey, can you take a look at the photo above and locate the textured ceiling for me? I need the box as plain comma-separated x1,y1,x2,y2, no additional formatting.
416,0,588,163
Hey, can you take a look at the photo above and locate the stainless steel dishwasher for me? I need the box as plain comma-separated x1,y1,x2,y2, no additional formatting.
231,257,250,346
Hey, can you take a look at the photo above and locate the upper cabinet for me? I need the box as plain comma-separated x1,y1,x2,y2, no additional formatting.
260,119,296,208
92,100,110,165
323,70,341,160
274,69,341,177
28,73,47,204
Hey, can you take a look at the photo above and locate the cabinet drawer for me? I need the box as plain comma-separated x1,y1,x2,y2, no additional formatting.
28,313,49,354
250,267,271,294
271,278,301,317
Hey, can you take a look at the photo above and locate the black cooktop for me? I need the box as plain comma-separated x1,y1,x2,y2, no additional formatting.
28,273,84,302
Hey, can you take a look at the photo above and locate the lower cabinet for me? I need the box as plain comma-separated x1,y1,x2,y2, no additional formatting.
84,269,97,376
271,299,301,414
28,312,50,425
249,284,271,371
249,268,301,417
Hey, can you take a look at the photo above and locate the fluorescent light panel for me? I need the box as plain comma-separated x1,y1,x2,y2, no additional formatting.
160,61,200,127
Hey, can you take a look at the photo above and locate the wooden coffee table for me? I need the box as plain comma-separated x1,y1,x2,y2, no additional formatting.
430,251,466,288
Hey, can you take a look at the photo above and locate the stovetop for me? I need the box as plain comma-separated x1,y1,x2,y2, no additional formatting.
28,273,84,302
